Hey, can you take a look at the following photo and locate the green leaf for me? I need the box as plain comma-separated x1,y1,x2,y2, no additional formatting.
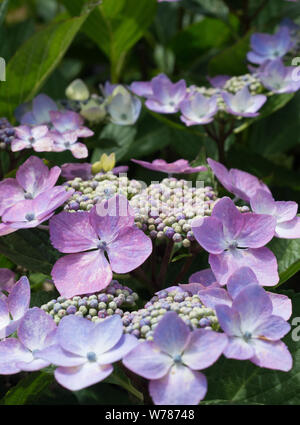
0,228,59,274
0,372,54,405
0,14,87,120
169,17,232,64
208,32,251,76
62,0,157,82
92,124,137,163
105,365,143,402
269,238,300,287
204,292,300,404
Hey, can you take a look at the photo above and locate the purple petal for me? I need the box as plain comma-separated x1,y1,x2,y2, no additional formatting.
223,336,254,360
55,362,113,391
252,314,290,340
0,338,32,374
179,282,206,294
182,330,228,370
192,216,226,254
0,223,16,236
130,81,153,97
89,315,124,355
189,268,216,286
50,211,98,253
97,334,139,364
207,158,233,194
0,298,9,330
18,307,56,351
51,250,112,298
268,293,292,320
209,247,279,286
36,344,85,367
230,170,271,202
153,311,190,357
227,267,259,299
275,217,300,238
211,197,245,241
61,163,92,180
70,142,88,159
123,341,173,379
16,358,50,372
32,94,57,124
0,268,15,293
215,304,242,337
57,315,95,356
149,365,207,405
250,339,292,371
108,226,152,273
198,287,232,309
7,276,30,321
237,213,276,248
250,189,277,215
0,179,24,215
275,201,298,223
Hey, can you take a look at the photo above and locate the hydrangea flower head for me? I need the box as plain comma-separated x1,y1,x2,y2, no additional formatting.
131,158,207,175
123,311,227,405
191,197,278,286
0,308,57,374
11,125,53,153
0,156,61,216
247,27,294,64
222,86,267,117
50,132,89,159
50,110,94,140
207,157,271,202
0,276,30,339
19,94,58,125
215,284,292,371
37,314,138,391
251,189,300,239
50,195,152,297
180,93,218,126
145,74,187,114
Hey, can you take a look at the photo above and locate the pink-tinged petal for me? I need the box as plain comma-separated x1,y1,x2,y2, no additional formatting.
130,81,153,97
7,276,30,321
89,315,123,355
70,143,88,159
179,283,206,294
275,201,298,223
0,179,24,215
61,163,92,180
51,250,112,298
0,223,16,236
0,268,15,293
250,339,292,371
153,312,190,357
207,158,233,194
233,284,273,333
123,341,173,379
91,196,135,241
16,358,50,372
252,315,290,340
237,213,276,248
0,338,32,374
209,247,279,286
215,304,242,337
227,267,259,299
11,138,31,152
107,226,152,273
50,110,83,132
31,125,49,139
211,197,245,241
14,125,31,139
32,137,54,152
198,287,232,309
55,362,113,391
50,211,98,253
223,336,254,360
182,330,228,370
192,217,226,254
18,307,56,351
149,365,207,405
32,94,57,124
0,298,10,330
229,170,271,202
250,189,276,215
97,334,139,364
36,344,85,367
58,315,95,356
16,156,61,196
275,217,300,238
189,268,216,286
268,293,292,320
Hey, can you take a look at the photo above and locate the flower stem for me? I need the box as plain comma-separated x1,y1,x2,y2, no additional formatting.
157,239,174,288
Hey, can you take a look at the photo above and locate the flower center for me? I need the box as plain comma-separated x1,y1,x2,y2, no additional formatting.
24,192,33,200
120,113,128,121
243,331,252,342
173,354,182,364
25,213,35,222
86,351,97,362
97,240,108,250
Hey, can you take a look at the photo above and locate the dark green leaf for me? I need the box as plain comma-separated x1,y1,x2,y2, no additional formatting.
269,238,300,287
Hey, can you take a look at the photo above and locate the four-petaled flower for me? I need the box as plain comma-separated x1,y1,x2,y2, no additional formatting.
215,284,292,371
123,311,228,405
37,314,138,391
50,195,152,297
11,125,53,153
191,197,278,286
179,93,218,126
222,86,267,117
131,158,206,175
